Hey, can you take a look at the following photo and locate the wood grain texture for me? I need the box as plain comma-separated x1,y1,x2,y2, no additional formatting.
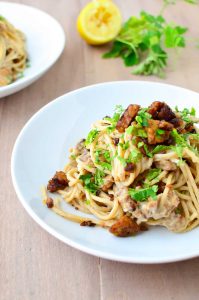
0,0,199,299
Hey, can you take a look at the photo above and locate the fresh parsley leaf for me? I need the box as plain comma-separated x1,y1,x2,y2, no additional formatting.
164,25,187,48
177,107,196,123
103,150,112,162
119,141,130,150
94,149,101,163
80,169,105,194
94,169,105,186
126,126,134,134
126,125,147,138
105,105,124,133
103,10,187,77
190,107,196,116
79,174,98,194
138,141,144,148
85,129,99,146
99,162,112,171
129,149,142,163
143,144,153,158
117,156,127,166
135,108,152,126
173,145,184,159
152,145,171,154
129,185,158,201
156,129,165,136
145,168,161,181
171,129,186,144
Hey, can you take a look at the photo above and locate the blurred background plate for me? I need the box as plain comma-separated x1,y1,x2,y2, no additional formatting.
0,2,65,98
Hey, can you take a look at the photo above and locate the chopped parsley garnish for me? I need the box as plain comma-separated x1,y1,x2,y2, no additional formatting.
175,107,196,123
138,142,155,158
156,129,165,136
126,125,147,138
105,105,124,133
99,162,112,171
118,148,142,167
94,169,105,186
70,154,77,160
145,168,161,182
126,126,134,134
138,141,144,148
85,129,99,146
94,149,112,170
129,185,158,201
117,156,127,166
152,145,171,154
80,169,105,194
94,149,101,163
135,108,152,127
103,150,112,162
171,129,186,145
119,141,130,150
79,174,98,194
143,144,153,158
129,149,142,163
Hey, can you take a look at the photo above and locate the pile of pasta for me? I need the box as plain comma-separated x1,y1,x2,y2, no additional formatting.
43,101,199,237
0,16,27,86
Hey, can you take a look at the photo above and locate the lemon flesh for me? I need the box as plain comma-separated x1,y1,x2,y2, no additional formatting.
77,0,122,45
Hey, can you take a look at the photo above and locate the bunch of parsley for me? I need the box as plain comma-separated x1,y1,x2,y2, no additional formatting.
103,11,187,77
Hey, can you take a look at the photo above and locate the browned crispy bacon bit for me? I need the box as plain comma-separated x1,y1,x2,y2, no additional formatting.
47,171,68,193
113,138,119,145
140,223,148,231
80,220,96,227
148,101,176,121
46,197,54,208
185,123,196,133
109,215,140,237
116,104,140,133
145,119,173,145
124,163,135,172
170,117,183,128
157,181,166,193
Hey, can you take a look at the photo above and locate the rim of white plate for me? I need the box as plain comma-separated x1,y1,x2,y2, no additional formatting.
0,2,65,95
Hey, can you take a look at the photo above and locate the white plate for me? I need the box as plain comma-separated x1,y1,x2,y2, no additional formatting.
0,2,65,98
11,81,199,264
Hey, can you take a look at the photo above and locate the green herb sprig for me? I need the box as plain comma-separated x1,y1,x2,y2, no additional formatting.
103,11,187,77
129,185,158,202
79,169,105,194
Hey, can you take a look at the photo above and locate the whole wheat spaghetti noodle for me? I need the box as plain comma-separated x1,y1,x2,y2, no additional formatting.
0,16,27,86
43,101,199,237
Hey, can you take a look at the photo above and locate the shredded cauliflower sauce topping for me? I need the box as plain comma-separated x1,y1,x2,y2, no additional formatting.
43,101,199,237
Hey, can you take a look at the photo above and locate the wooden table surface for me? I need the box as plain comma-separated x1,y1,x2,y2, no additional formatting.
1,0,199,299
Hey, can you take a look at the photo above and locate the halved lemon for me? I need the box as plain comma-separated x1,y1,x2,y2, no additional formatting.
77,0,122,45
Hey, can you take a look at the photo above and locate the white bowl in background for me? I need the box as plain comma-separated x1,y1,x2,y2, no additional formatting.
0,2,65,98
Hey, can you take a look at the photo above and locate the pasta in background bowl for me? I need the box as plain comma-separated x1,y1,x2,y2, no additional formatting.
0,2,65,97
11,81,199,263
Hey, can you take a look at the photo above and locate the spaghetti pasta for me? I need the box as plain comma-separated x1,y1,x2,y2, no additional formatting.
0,16,27,86
43,101,199,237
